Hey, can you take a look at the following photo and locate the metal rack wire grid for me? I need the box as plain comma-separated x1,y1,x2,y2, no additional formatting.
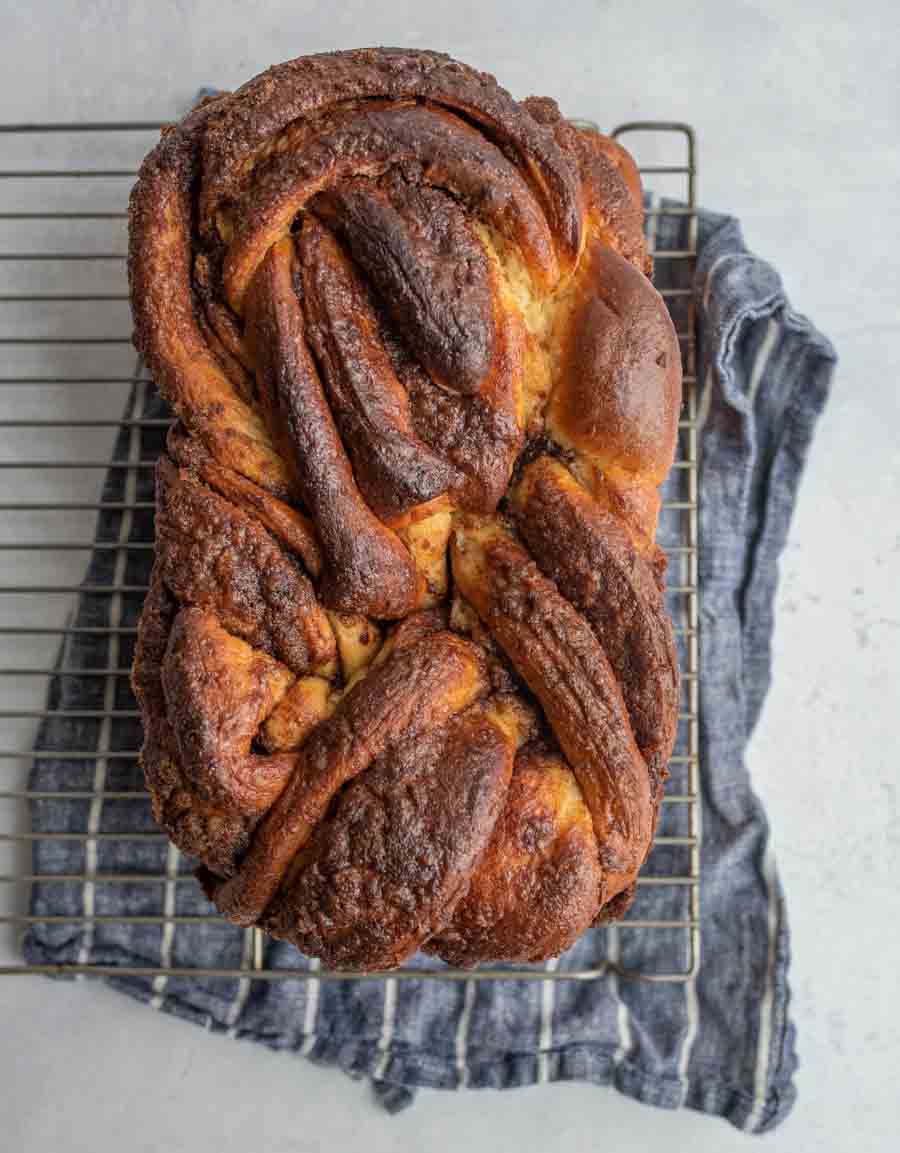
0,119,700,983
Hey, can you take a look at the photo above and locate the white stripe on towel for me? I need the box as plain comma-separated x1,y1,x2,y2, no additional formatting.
695,365,714,434
537,956,560,1082
676,957,700,1104
149,840,180,1008
745,844,779,1131
748,318,780,408
299,958,322,1056
373,977,398,1081
701,250,753,313
606,926,633,1069
454,979,477,1088
225,928,256,1035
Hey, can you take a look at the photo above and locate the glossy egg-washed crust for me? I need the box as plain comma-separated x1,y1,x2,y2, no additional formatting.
129,48,681,970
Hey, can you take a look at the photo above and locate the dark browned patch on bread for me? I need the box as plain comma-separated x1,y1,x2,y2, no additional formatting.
451,518,655,901
199,48,581,269
299,214,458,518
263,707,514,970
316,174,496,396
431,747,602,965
202,630,489,926
155,455,335,674
245,237,418,617
514,455,679,795
161,608,297,813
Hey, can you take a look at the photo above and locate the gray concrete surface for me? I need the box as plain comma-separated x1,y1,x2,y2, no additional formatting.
2,2,898,1150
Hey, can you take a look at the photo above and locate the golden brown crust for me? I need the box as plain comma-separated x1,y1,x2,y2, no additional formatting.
431,748,602,965
155,455,335,674
129,48,683,969
259,676,335,753
245,237,418,617
202,629,489,926
167,423,323,577
132,572,260,875
263,706,514,971
127,101,292,498
315,175,497,397
513,455,679,794
548,239,681,488
161,608,297,813
223,101,563,312
450,518,654,902
521,96,648,274
197,49,582,268
299,215,458,518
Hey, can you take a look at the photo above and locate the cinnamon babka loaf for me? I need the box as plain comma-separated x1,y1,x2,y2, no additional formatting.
128,48,681,971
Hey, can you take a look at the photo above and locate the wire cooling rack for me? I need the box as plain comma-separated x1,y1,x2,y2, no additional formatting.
0,120,700,983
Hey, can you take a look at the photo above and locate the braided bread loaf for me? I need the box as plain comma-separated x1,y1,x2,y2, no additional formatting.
129,48,681,970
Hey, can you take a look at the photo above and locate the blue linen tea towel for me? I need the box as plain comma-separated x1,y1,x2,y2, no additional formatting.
23,196,835,1135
